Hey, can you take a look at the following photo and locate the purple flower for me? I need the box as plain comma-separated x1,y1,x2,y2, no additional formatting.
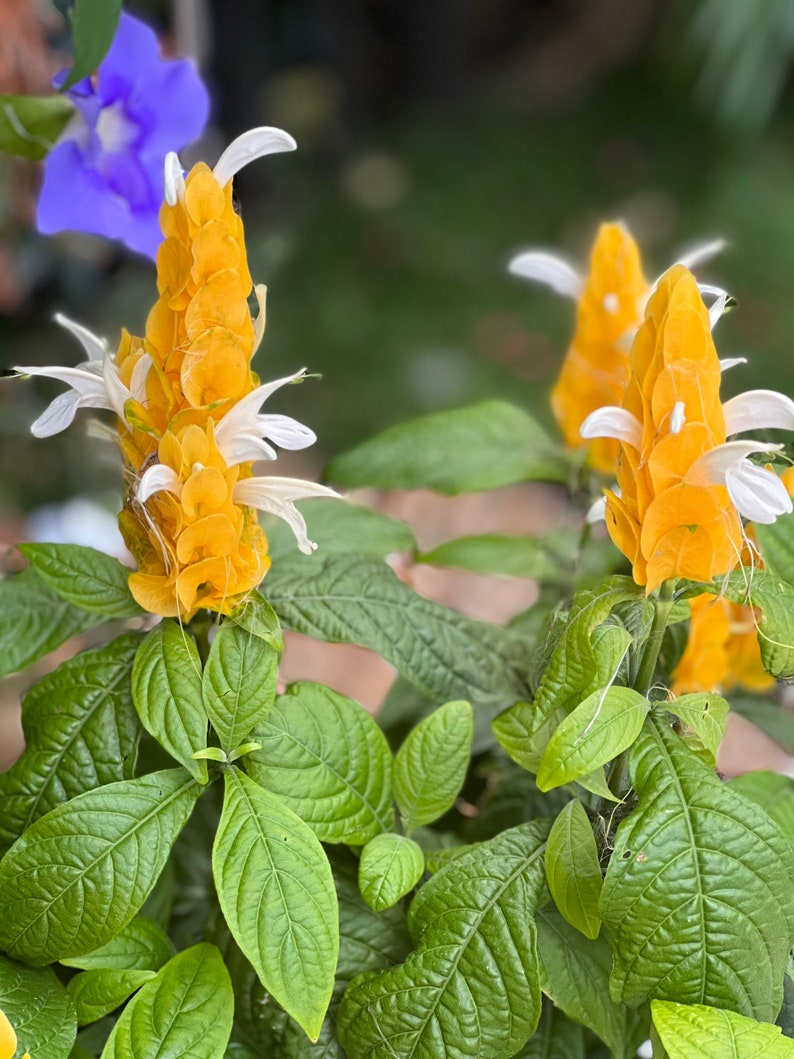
36,11,210,259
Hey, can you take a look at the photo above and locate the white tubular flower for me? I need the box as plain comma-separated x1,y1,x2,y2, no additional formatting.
580,407,642,449
213,370,317,465
213,127,297,187
507,250,583,298
685,440,792,524
233,477,341,554
15,314,129,437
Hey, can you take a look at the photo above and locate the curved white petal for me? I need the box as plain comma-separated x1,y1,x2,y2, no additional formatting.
723,389,794,436
725,461,793,524
674,238,727,270
213,127,297,188
707,292,728,330
685,440,783,486
15,363,105,394
507,251,582,299
233,476,340,555
252,284,267,354
129,353,153,403
213,369,309,464
138,464,182,504
580,406,642,448
257,413,316,450
720,357,747,373
586,496,607,524
102,357,132,422
31,390,82,438
164,151,186,206
54,312,108,359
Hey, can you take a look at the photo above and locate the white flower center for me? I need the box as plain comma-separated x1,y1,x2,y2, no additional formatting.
95,101,137,154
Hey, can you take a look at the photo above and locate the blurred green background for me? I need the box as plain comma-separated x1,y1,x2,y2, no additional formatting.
3,0,794,524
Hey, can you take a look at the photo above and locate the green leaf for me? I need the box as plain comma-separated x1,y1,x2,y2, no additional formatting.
225,590,283,652
544,800,603,940
67,969,155,1026
652,999,794,1058
537,686,649,791
60,917,175,973
730,772,794,842
265,498,415,561
0,567,103,679
202,623,278,753
358,834,425,911
0,633,142,855
0,93,74,161
19,544,143,618
417,531,582,580
62,0,122,90
327,400,567,493
0,769,200,964
665,693,729,764
333,852,411,981
0,954,77,1059
392,699,473,832
246,682,394,844
754,512,794,582
515,1000,586,1058
131,622,208,783
265,554,528,717
100,943,233,1059
337,820,551,1059
721,569,794,679
535,909,635,1059
600,715,794,1021
213,769,339,1041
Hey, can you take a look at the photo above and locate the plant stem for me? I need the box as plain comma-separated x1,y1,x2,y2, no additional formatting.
633,578,676,697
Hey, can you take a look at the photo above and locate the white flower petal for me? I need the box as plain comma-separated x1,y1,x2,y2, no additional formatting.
670,401,686,435
233,476,340,555
102,356,132,422
252,284,267,354
164,151,186,206
685,440,783,487
257,413,316,451
723,389,794,436
129,353,153,403
31,390,82,438
138,464,181,504
586,496,607,524
707,292,728,330
580,406,642,449
725,461,793,524
720,357,747,373
507,251,583,299
674,238,727,271
213,369,309,465
54,312,108,359
213,127,297,188
14,363,105,394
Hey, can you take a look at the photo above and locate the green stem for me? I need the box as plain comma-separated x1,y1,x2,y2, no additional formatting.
190,613,214,666
633,578,676,697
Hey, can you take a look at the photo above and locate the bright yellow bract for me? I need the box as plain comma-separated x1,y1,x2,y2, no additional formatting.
604,265,743,591
551,223,647,473
0,1008,29,1059
671,593,772,695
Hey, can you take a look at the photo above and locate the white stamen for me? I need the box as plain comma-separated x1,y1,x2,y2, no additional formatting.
507,251,583,299
213,127,297,188
670,401,686,435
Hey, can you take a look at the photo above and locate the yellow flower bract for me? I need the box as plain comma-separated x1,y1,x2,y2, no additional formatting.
0,1008,29,1059
551,222,647,473
605,264,743,592
116,163,269,619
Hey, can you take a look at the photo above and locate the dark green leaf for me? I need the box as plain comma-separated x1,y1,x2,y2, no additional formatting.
536,909,635,1059
514,1000,586,1058
60,917,175,973
652,999,794,1058
265,554,528,720
337,821,551,1059
418,531,582,579
265,498,415,561
213,769,339,1041
729,772,794,842
0,567,103,679
601,716,794,1021
202,623,278,752
100,943,233,1059
63,0,122,90
0,93,74,161
247,682,394,844
225,590,283,652
131,622,208,783
544,800,603,940
358,834,425,911
0,954,77,1059
721,569,794,679
393,699,473,832
0,769,201,964
19,544,143,618
0,633,142,855
327,400,567,493
67,969,155,1026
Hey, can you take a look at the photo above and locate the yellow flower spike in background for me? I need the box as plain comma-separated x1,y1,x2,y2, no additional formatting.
582,263,794,592
509,223,725,473
16,128,340,621
671,593,773,695
0,1008,29,1059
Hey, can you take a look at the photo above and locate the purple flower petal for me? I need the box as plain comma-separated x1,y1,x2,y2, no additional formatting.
37,140,131,239
131,59,210,155
94,12,164,106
